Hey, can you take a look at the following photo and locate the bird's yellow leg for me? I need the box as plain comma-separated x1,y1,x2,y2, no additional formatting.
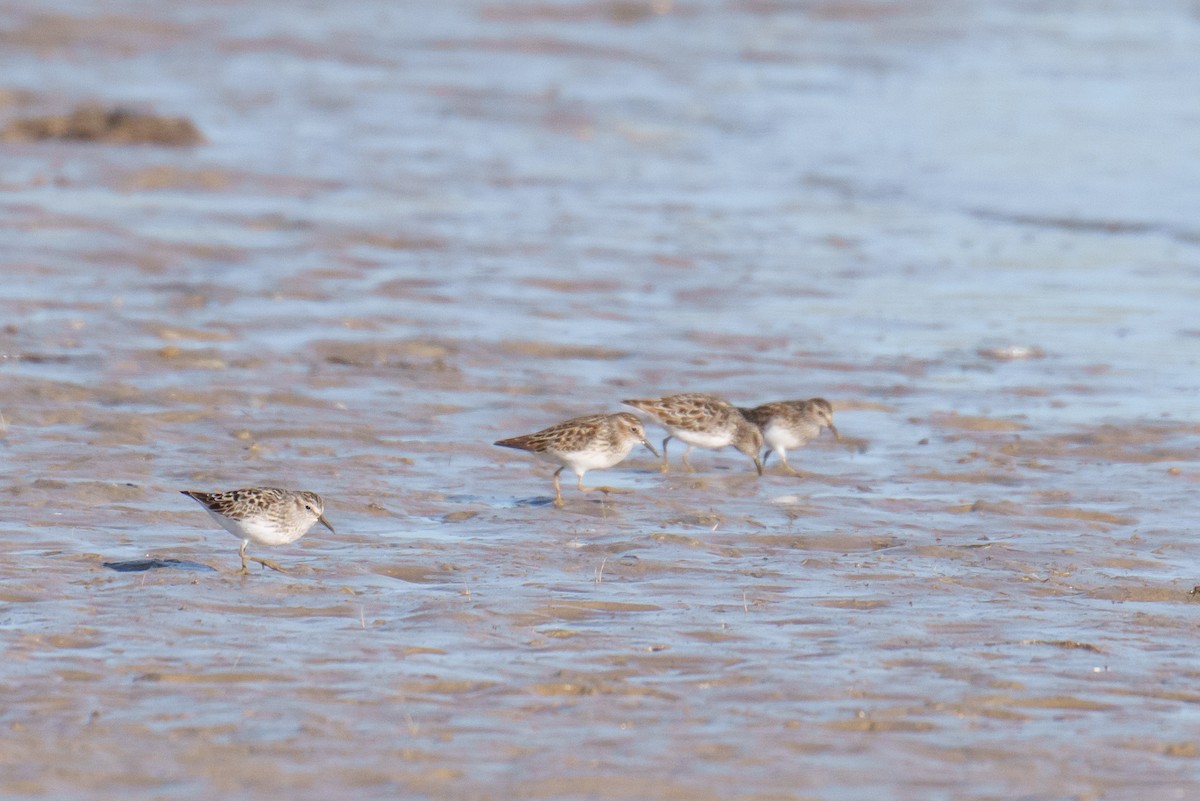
552,467,565,508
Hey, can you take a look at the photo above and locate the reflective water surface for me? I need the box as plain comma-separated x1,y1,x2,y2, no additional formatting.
2,1,1200,798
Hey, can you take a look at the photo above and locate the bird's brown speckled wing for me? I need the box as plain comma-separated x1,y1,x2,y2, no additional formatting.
494,414,609,454
181,487,288,517
772,402,809,426
626,393,733,432
739,403,779,427
742,401,814,427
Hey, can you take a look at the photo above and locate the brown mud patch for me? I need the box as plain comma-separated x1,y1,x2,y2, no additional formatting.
998,424,1200,464
0,12,190,54
3,2,1200,800
4,103,204,145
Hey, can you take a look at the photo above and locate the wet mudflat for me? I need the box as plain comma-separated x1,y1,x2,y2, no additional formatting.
2,1,1200,798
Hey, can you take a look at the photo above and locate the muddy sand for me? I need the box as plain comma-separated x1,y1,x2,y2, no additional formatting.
2,1,1199,799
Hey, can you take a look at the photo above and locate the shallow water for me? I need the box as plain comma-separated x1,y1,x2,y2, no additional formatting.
2,1,1200,798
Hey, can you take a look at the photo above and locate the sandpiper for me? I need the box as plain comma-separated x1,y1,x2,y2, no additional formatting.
494,412,658,507
623,393,763,475
181,487,335,573
739,398,839,475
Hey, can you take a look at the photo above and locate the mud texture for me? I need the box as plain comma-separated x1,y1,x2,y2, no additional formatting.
2,1,1200,799
4,103,204,145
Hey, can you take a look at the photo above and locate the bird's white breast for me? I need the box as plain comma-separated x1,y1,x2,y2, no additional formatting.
534,439,632,475
206,509,309,546
762,420,818,451
671,427,734,449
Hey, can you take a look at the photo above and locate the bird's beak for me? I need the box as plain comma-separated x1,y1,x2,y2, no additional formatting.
318,514,336,534
641,437,660,458
829,424,841,441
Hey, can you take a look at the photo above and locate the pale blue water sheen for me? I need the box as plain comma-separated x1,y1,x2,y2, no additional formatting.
1,1,1200,799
